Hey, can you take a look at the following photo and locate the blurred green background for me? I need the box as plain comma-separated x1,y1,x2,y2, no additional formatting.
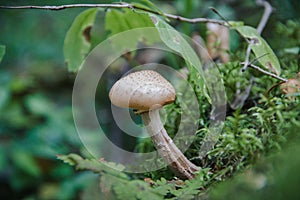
0,0,299,199
0,1,102,199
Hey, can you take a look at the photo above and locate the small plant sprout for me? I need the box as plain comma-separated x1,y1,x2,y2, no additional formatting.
109,70,199,179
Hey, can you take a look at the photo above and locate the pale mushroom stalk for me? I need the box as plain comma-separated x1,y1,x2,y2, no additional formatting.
141,109,199,180
109,70,199,180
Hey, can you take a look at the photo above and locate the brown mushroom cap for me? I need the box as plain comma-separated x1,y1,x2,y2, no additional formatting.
109,70,176,111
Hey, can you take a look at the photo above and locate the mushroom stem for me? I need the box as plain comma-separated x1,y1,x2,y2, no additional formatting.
141,109,200,180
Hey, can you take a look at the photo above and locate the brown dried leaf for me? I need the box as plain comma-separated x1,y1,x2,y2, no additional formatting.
281,76,300,96
281,72,300,100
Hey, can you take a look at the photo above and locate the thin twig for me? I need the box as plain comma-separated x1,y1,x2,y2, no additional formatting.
162,13,226,25
0,3,226,26
233,0,275,110
0,4,127,10
242,0,273,70
256,0,273,35
242,0,273,71
242,41,254,72
242,62,287,82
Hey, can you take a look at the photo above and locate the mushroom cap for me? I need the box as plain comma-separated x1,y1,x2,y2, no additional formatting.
109,70,176,111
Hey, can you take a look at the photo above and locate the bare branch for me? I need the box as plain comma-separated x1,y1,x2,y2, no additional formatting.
162,13,226,25
0,4,127,10
241,41,254,72
256,0,273,35
242,0,273,71
234,0,276,109
0,3,226,26
241,62,287,82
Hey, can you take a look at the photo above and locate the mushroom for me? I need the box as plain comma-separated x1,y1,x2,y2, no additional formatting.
109,70,199,179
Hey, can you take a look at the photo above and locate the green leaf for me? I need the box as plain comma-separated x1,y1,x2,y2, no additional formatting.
152,178,175,196
57,154,128,180
149,14,210,103
0,85,10,110
113,180,163,200
171,179,204,198
132,0,166,19
234,25,281,75
105,9,157,53
0,45,5,63
64,8,98,72
228,21,244,27
283,47,300,54
105,9,154,35
11,149,41,177
25,94,54,116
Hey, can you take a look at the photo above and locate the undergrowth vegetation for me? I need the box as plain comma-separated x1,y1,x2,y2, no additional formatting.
0,0,299,199
59,13,300,198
